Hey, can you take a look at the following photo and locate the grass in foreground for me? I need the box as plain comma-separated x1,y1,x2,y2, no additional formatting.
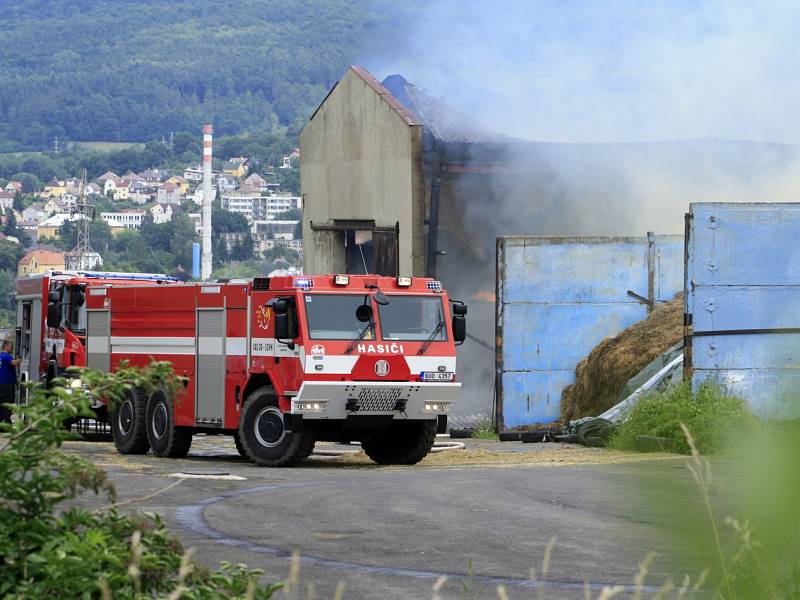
0,363,280,599
609,381,753,454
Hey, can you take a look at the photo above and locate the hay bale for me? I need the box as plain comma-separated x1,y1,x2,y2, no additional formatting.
559,294,684,422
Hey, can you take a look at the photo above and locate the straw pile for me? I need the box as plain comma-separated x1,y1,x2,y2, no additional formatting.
559,294,684,422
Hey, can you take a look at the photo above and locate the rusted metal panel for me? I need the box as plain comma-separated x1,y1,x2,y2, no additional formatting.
496,235,683,428
687,203,800,418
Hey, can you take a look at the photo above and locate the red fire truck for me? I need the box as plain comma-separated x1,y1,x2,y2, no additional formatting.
22,272,467,466
15,270,178,389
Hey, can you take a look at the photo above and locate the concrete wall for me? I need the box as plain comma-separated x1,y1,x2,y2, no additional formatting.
300,67,426,276
688,203,800,418
496,235,684,428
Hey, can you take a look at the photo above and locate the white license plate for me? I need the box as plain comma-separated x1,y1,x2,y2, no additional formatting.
420,371,454,382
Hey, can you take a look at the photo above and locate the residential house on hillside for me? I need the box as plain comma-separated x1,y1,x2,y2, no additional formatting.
128,181,153,204
0,191,15,212
60,192,78,208
243,173,268,192
43,197,68,215
149,203,178,224
17,248,65,277
252,193,301,221
216,174,237,192
4,181,22,194
122,172,144,183
22,203,45,222
97,172,121,197
113,181,130,201
187,213,202,235
37,213,86,239
86,182,103,196
101,210,144,232
19,219,39,242
165,175,190,195
223,157,249,178
64,177,83,195
280,149,299,169
156,182,183,205
192,186,216,206
221,182,259,221
183,165,204,182
138,169,166,183
42,178,66,198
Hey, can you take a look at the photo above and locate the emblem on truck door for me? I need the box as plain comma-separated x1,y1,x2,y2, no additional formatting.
374,360,390,377
256,305,272,330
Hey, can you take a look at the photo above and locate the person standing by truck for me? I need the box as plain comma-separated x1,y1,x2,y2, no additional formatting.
0,340,20,424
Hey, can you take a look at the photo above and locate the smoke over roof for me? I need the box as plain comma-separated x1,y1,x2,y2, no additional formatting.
381,74,515,144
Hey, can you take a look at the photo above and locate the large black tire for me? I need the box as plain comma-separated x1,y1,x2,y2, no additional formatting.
362,421,436,465
111,387,150,454
238,387,315,467
232,431,247,457
145,388,192,458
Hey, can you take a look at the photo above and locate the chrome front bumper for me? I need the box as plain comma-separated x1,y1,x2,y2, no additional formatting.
291,381,460,420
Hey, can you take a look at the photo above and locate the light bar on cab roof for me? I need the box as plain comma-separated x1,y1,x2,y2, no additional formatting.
396,276,412,287
426,280,443,292
292,277,314,289
334,274,349,286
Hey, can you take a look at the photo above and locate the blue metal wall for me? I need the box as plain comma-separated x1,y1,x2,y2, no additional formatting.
496,235,684,428
688,203,800,418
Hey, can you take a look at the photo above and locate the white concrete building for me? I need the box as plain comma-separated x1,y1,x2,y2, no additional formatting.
100,210,144,229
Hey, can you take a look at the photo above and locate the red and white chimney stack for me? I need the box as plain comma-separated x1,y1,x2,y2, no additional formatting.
201,123,213,280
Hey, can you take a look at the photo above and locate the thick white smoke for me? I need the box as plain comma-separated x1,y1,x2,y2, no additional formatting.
362,1,800,144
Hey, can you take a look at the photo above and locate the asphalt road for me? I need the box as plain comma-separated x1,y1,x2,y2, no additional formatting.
65,436,706,599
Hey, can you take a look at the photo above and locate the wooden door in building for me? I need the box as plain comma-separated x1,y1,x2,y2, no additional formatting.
345,229,397,276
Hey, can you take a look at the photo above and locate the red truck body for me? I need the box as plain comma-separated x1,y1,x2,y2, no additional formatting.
18,272,466,466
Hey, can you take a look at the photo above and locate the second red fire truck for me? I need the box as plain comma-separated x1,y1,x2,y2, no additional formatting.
18,272,467,466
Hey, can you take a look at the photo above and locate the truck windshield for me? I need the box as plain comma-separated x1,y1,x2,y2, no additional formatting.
378,296,447,341
304,294,376,340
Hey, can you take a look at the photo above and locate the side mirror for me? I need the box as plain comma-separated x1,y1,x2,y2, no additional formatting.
273,299,288,315
77,290,85,307
275,312,290,340
452,315,466,345
374,290,390,306
355,304,372,323
47,302,60,329
451,301,468,316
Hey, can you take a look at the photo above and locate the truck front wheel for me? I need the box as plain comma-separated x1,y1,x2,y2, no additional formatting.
238,388,314,467
111,387,150,454
362,421,436,465
146,388,192,458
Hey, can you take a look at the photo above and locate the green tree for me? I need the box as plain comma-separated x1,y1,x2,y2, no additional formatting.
0,238,22,271
3,209,31,247
11,172,42,193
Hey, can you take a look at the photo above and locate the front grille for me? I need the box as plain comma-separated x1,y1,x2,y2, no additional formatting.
354,386,405,412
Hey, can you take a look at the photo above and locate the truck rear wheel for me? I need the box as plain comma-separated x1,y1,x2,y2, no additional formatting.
111,388,150,454
362,421,436,465
238,387,314,467
146,388,192,458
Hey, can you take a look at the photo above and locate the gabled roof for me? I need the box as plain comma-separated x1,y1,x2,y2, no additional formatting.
97,171,121,183
381,74,513,144
19,249,65,265
311,66,420,126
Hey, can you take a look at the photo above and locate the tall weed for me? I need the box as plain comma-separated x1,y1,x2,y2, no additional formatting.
609,382,753,454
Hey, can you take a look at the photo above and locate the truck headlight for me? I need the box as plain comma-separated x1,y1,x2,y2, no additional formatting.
296,400,327,412
424,402,451,412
